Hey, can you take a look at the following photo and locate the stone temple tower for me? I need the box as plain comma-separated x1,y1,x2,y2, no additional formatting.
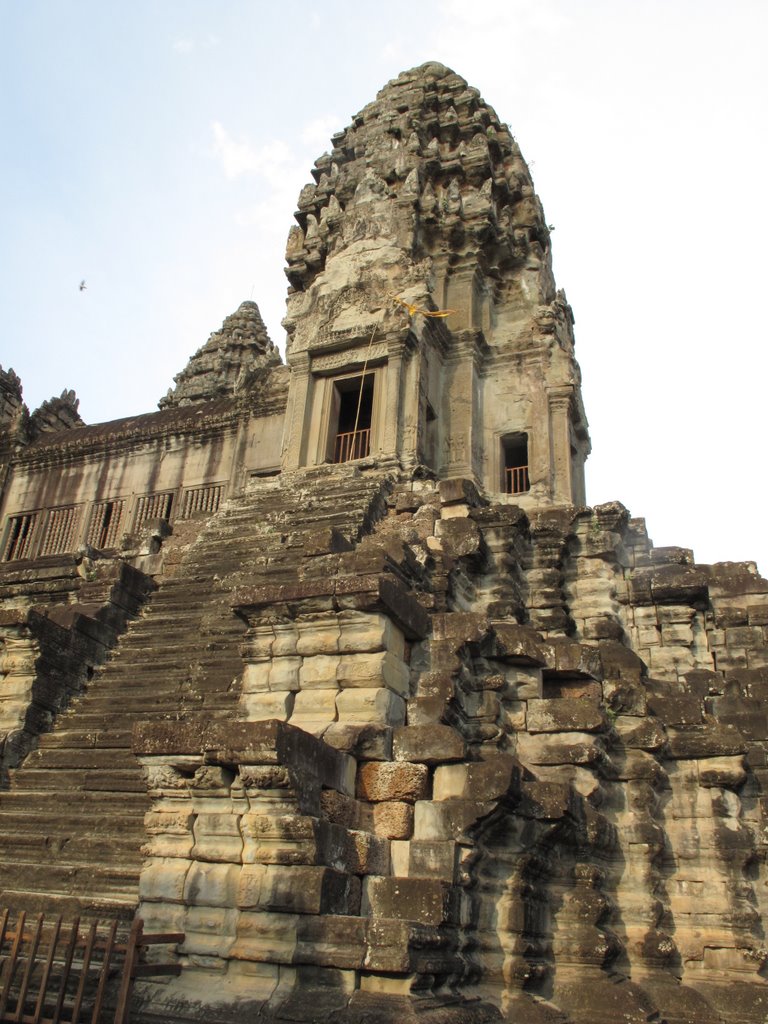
281,62,590,506
2,61,768,1024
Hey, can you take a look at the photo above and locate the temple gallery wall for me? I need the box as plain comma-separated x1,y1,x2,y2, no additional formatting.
0,63,766,1024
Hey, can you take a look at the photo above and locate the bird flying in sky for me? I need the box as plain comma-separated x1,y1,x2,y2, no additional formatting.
79,280,86,291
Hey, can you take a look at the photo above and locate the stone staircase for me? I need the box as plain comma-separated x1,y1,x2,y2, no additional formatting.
0,467,391,919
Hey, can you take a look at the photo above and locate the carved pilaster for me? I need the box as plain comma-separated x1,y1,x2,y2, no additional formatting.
547,386,575,504
380,338,405,459
282,351,311,470
442,330,489,484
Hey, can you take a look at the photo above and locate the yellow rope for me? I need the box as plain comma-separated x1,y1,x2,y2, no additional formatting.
351,322,378,443
392,295,457,319
348,298,456,454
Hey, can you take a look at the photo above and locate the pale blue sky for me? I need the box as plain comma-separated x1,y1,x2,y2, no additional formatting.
2,1,767,571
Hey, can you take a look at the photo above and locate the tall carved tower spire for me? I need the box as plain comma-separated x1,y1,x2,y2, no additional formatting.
282,62,589,504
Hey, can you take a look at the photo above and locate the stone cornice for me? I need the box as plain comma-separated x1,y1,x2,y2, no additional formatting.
12,392,286,470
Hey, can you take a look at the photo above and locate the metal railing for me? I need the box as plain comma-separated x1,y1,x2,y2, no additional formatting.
333,428,371,464
0,909,182,1024
505,465,530,495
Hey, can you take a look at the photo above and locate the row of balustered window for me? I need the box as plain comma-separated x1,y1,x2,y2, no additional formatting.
1,483,225,562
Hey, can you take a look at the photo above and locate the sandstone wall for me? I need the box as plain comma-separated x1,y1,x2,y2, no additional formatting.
124,474,768,1024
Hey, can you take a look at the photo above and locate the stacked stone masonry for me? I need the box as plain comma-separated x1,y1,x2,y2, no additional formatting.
1,63,767,1024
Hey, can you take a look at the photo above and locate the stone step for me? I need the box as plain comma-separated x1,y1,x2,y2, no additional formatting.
1,830,144,864
20,747,139,770
0,473,389,914
0,809,145,833
50,709,234,736
6,768,147,792
38,728,135,750
0,789,148,812
0,888,138,922
0,859,140,901
77,652,243,678
61,685,239,712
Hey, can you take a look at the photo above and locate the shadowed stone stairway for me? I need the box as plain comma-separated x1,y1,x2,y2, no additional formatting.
0,467,391,919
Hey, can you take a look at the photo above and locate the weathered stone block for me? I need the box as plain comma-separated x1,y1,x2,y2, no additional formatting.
526,697,604,734
294,915,366,969
439,503,470,521
336,687,405,726
406,840,457,882
241,690,294,722
139,857,191,903
320,789,360,828
504,665,543,699
516,731,606,767
666,722,747,759
697,755,747,788
337,651,410,695
492,624,548,666
236,863,267,908
240,813,320,866
144,809,194,836
192,813,244,863
272,624,299,657
436,517,483,558
363,876,459,925
299,655,340,689
338,613,405,658
347,830,390,875
296,621,340,655
322,723,393,760
357,761,429,803
612,749,666,784
181,906,239,958
614,715,666,750
302,526,353,556
184,862,241,908
255,864,361,915
365,801,414,840
241,660,271,693
230,910,298,963
413,798,495,841
438,478,483,507
542,638,603,679
647,695,704,728
431,612,488,644
432,755,522,802
268,656,302,691
518,781,578,821
499,699,526,731
362,919,412,974
392,724,465,764
290,687,338,731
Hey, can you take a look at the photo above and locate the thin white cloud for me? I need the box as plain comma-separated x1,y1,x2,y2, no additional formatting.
211,122,293,183
172,33,220,54
300,115,341,153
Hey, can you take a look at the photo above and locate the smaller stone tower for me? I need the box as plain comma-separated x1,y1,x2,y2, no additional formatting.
281,62,590,506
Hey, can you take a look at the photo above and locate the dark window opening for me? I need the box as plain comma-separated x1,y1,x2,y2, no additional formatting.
87,499,125,549
3,513,38,561
503,434,530,495
332,374,373,463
